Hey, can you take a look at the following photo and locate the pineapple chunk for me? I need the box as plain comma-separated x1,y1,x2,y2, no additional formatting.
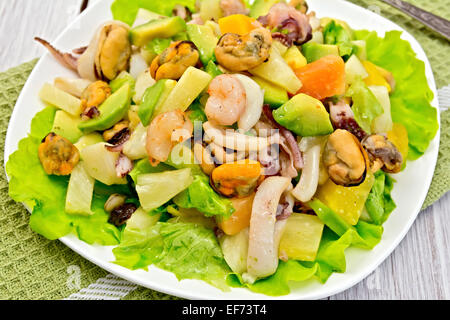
250,47,302,94
126,207,161,230
74,133,104,153
345,55,368,85
136,168,193,211
279,213,324,262
80,142,127,185
158,67,212,114
122,123,148,160
370,85,393,134
315,172,375,225
220,227,249,274
39,83,83,116
284,45,307,70
65,162,95,216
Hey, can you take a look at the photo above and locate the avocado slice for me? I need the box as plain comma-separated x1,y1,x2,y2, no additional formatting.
205,61,223,78
302,42,339,63
52,110,83,143
130,17,187,47
273,94,334,136
253,76,288,108
109,71,135,93
250,0,279,18
187,24,218,65
78,83,131,133
138,80,166,126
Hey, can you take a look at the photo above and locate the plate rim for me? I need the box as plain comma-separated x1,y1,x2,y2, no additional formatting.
3,0,441,300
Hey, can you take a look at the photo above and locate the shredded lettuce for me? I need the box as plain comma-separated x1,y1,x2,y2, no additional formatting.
6,107,122,244
354,30,438,159
113,222,231,290
111,0,197,26
346,78,384,134
365,171,396,225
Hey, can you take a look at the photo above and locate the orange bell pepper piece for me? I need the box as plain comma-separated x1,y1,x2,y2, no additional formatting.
218,193,255,236
295,55,346,100
218,14,261,36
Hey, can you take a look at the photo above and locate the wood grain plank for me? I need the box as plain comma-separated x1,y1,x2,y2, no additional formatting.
0,0,448,300
0,0,82,72
330,192,450,300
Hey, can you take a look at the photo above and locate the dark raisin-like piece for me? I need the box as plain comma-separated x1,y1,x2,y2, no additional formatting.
108,203,137,227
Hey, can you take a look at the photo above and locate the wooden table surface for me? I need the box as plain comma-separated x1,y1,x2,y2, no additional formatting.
0,0,448,300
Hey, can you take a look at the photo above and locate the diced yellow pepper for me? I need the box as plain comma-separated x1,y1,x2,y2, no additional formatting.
315,172,375,225
218,14,260,36
387,123,409,161
279,213,324,262
284,46,307,71
362,61,391,93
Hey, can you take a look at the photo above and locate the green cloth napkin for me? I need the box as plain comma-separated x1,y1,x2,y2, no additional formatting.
1,0,449,300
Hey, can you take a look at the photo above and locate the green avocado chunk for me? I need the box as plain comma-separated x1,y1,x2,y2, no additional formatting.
186,24,218,65
130,17,187,47
138,80,167,126
302,43,339,63
253,76,289,108
273,93,334,137
250,0,280,18
51,110,83,143
78,83,131,133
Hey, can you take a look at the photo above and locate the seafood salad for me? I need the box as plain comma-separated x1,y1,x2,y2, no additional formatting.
7,0,438,295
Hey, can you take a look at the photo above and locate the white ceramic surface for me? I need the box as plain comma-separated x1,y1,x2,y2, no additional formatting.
3,0,440,300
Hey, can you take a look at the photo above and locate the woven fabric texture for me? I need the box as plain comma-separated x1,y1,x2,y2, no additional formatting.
0,0,449,300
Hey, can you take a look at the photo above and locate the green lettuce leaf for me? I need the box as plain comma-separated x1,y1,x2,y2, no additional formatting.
6,107,121,244
187,101,208,123
346,78,384,134
365,171,396,225
166,146,235,218
113,222,231,290
174,174,235,218
111,0,197,25
354,30,438,159
309,198,383,250
323,20,354,59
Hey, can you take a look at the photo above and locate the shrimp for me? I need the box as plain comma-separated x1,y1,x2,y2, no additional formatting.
205,74,247,126
146,110,193,165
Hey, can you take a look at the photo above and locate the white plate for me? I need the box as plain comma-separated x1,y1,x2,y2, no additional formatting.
4,0,440,300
